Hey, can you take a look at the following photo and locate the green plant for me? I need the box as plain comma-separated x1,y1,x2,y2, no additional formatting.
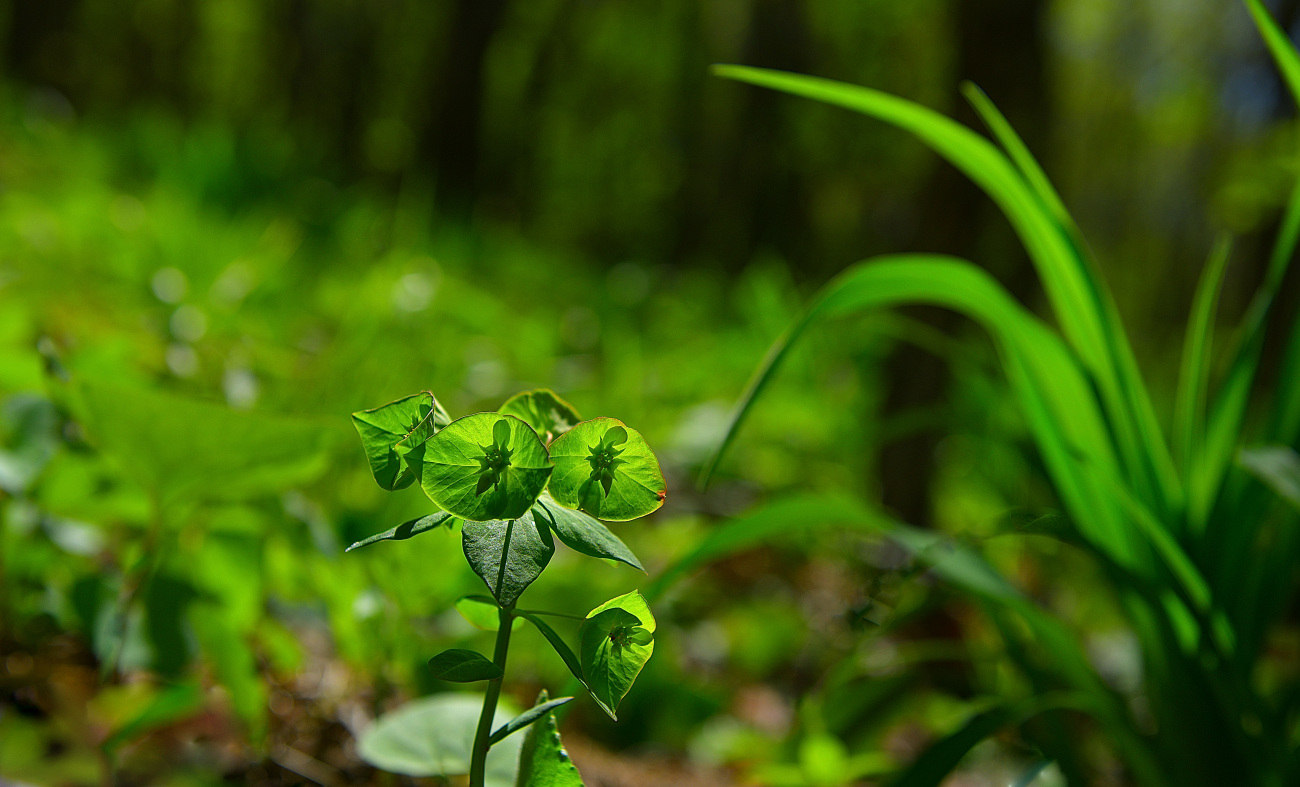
347,388,664,787
698,1,1300,784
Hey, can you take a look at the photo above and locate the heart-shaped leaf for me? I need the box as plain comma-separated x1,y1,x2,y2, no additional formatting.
546,419,665,522
421,413,553,522
427,648,504,682
499,389,582,443
532,494,643,571
513,690,584,787
462,511,556,607
578,591,655,719
357,693,521,785
346,511,455,552
352,392,451,491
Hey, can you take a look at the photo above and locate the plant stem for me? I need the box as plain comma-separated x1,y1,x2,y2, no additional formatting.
470,518,516,787
469,603,514,787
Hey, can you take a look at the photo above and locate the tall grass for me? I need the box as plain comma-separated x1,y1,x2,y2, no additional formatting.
697,1,1300,783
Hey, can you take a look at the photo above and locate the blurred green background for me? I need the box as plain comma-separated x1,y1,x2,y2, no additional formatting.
1,0,1298,785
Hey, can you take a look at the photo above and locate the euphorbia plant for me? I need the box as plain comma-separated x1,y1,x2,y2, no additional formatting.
348,389,665,787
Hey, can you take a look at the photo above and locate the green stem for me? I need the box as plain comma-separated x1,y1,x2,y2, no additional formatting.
469,603,513,787
469,518,516,787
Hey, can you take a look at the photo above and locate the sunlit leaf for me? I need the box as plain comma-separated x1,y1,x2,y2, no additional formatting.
579,591,655,719
533,494,643,571
427,648,504,682
513,690,585,787
357,693,521,785
351,392,451,491
500,389,582,443
462,511,556,607
421,413,553,522
547,418,665,522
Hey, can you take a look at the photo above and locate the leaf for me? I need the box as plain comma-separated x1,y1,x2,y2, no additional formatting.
101,682,204,753
421,413,553,522
427,649,504,682
533,494,643,571
514,690,585,787
887,706,1015,787
708,64,1181,519
490,694,575,745
456,595,523,632
517,612,584,682
351,392,451,491
547,418,666,522
345,511,455,552
357,693,522,785
462,512,556,607
500,389,582,443
77,378,334,505
1239,446,1300,512
579,591,655,719
1174,237,1231,475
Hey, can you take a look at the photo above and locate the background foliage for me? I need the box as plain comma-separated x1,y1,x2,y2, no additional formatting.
1,0,1299,784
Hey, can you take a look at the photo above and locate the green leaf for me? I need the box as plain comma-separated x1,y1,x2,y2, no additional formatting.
357,693,521,785
1239,446,1300,512
517,612,584,682
101,682,204,753
533,494,644,571
887,706,1015,787
708,63,1181,520
345,511,455,552
421,413,553,522
500,389,582,443
462,512,556,607
514,690,585,787
1174,237,1231,475
579,591,655,719
491,694,575,745
547,418,666,522
1246,0,1300,109
691,255,1142,572
351,392,451,491
77,378,334,505
427,648,504,682
456,595,523,631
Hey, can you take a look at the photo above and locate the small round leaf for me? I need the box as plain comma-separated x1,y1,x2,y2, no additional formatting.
419,413,553,522
546,418,666,521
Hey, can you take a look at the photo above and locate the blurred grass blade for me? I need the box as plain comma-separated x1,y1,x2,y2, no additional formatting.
1246,0,1300,107
646,494,890,602
699,254,1141,567
887,705,1015,787
1239,446,1300,511
961,82,1071,230
1175,237,1231,476
708,65,1108,388
709,64,1180,514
